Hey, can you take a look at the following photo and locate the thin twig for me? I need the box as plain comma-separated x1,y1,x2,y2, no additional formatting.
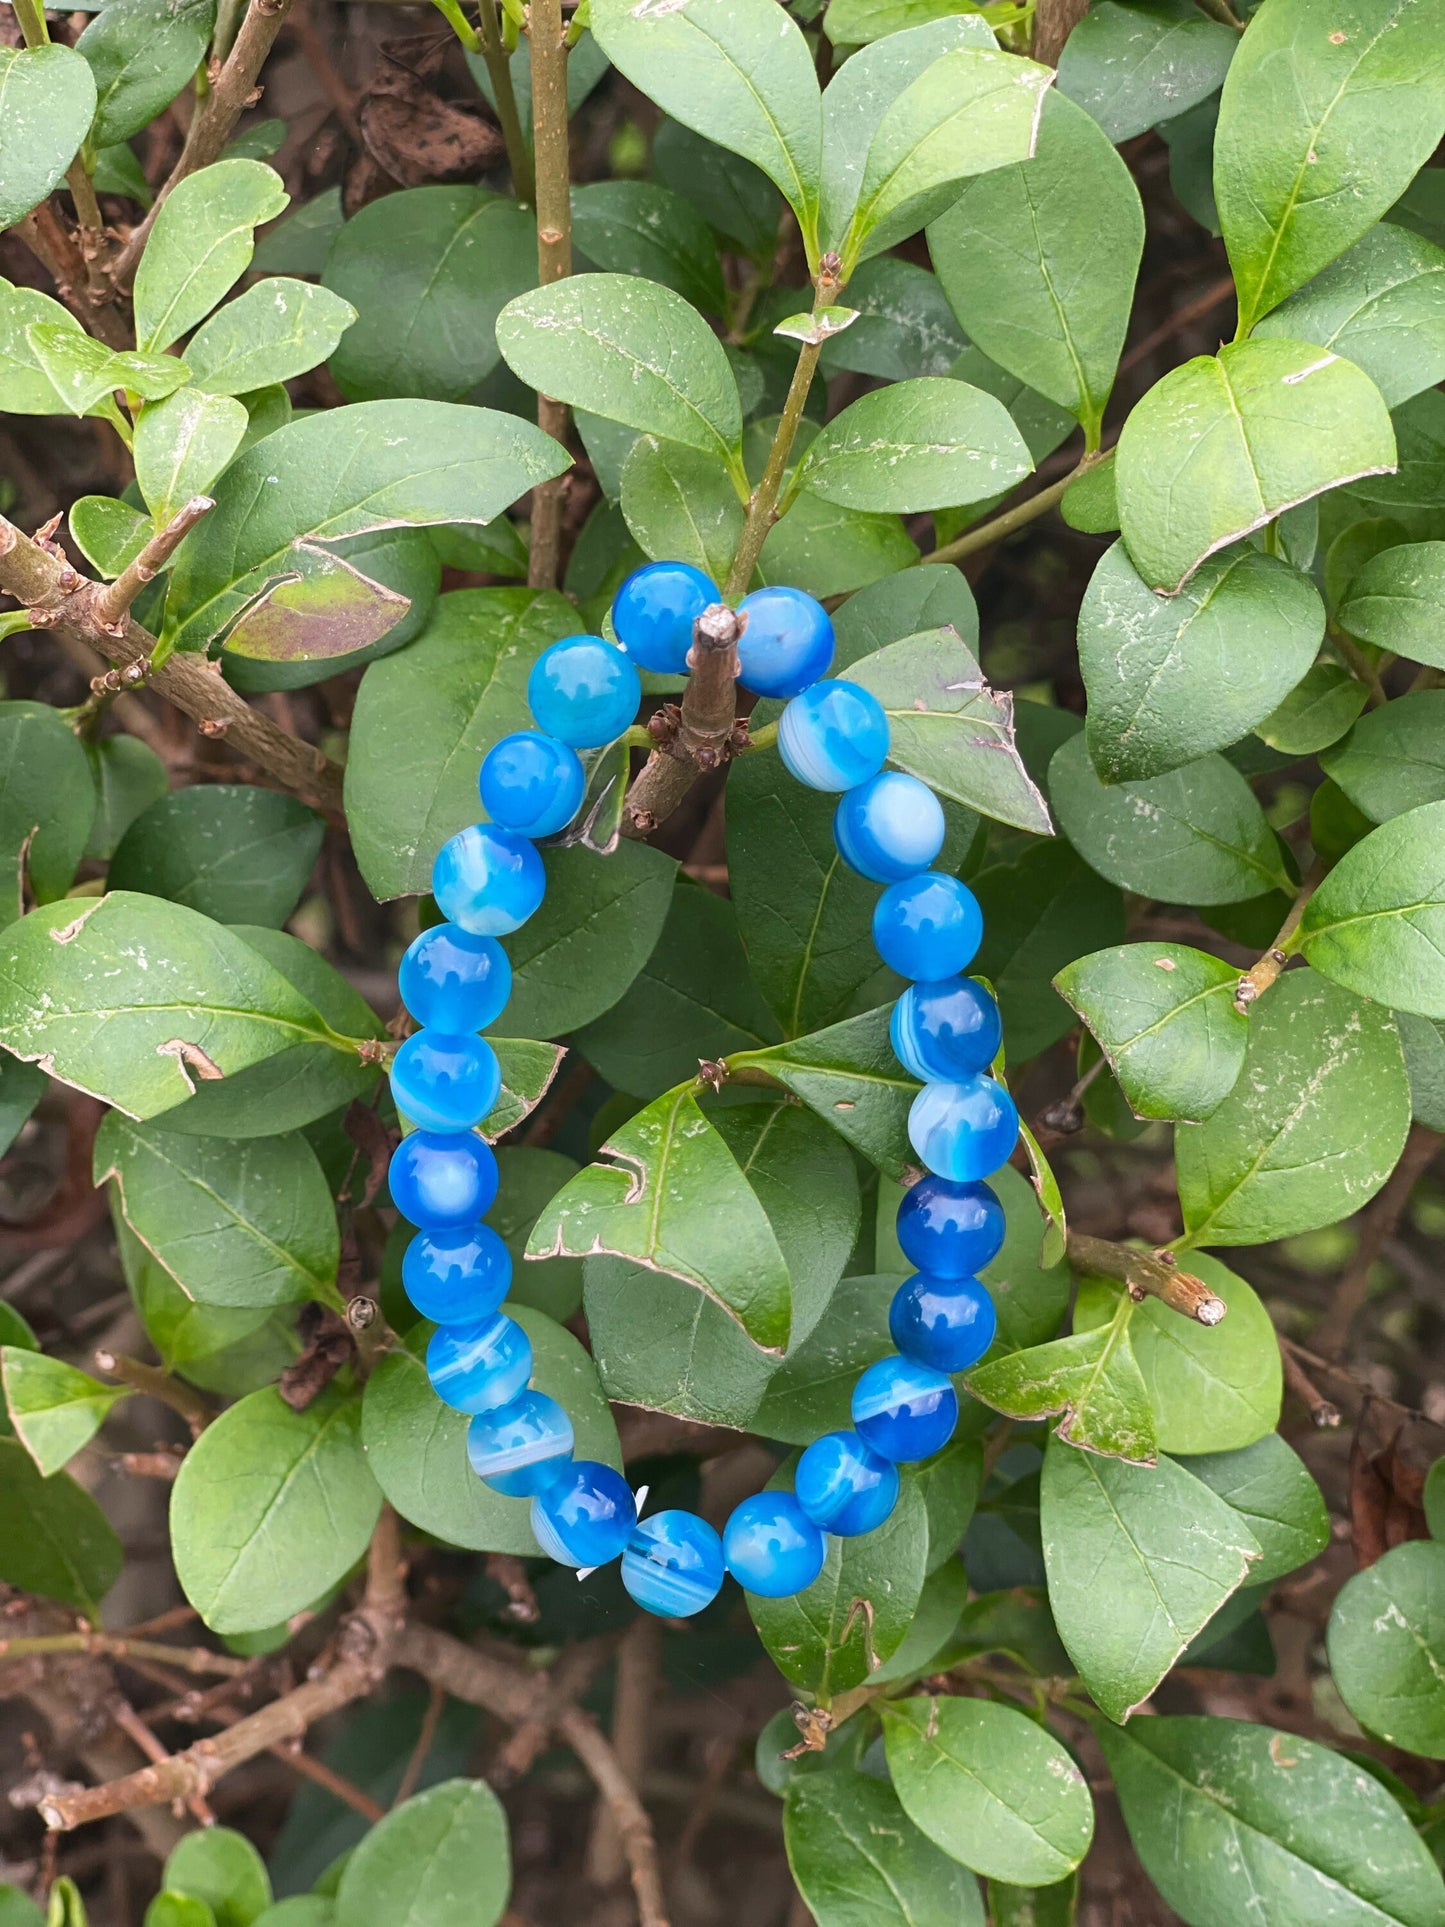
1279,1338,1342,1429
1067,1232,1226,1324
922,455,1101,568
93,497,213,633
1118,275,1237,374
526,0,572,591
110,1701,216,1828
392,1681,445,1808
474,0,535,203
558,1705,670,1927
1331,626,1389,708
94,1351,213,1435
586,1616,658,1888
0,1635,247,1678
1313,1124,1442,1358
622,604,746,836
1233,860,1325,1012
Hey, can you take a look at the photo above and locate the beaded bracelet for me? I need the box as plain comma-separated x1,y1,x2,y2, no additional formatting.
385,560,1019,1613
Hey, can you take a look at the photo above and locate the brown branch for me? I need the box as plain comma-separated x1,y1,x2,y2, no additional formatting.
1279,1338,1342,1430
110,1700,216,1828
14,206,130,350
622,604,744,836
489,1637,613,1789
94,1351,213,1436
94,496,214,631
586,1616,658,1889
558,1705,669,1927
1234,860,1325,1012
1118,274,1237,375
1313,1124,1442,1359
526,0,572,591
1067,1231,1226,1325
0,1635,247,1678
393,1681,445,1809
1031,0,1088,63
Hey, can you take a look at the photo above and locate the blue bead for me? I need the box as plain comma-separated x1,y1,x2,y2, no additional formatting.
736,586,834,697
889,1273,997,1373
852,1357,959,1463
621,1509,725,1617
467,1389,574,1496
909,1074,1019,1182
896,1176,1005,1278
399,924,511,1033
873,872,983,979
612,561,719,674
433,823,545,936
403,1224,512,1324
834,772,945,882
778,680,890,792
890,976,1001,1082
527,636,641,748
427,1310,532,1415
722,1492,827,1598
390,1030,501,1133
479,731,586,839
530,1460,636,1568
795,1431,900,1537
388,1130,498,1230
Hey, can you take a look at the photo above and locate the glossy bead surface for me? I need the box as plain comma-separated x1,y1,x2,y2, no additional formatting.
433,822,546,936
390,1030,501,1133
467,1390,574,1496
402,1223,511,1325
399,924,511,1033
621,1509,725,1617
388,1129,498,1230
873,872,983,980
778,680,889,792
527,636,641,748
834,772,945,882
896,1176,1005,1278
722,1492,826,1598
795,1431,900,1537
612,560,718,674
530,1459,636,1569
889,1273,997,1373
909,1074,1019,1182
736,586,834,697
891,975,1001,1082
852,1356,959,1463
426,1311,532,1415
479,731,585,839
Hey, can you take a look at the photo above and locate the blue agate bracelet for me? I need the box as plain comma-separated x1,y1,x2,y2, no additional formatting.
385,561,1020,1614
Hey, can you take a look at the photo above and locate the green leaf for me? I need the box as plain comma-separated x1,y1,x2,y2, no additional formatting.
0,1055,45,1162
729,1003,915,1179
163,1829,272,1927
1116,338,1398,594
785,1769,984,1927
69,494,150,579
134,159,289,352
112,1208,278,1383
970,844,1125,1063
755,490,918,598
478,1039,565,1144
1299,799,1445,1016
798,375,1032,514
969,1297,1157,1463
1060,451,1118,535
0,1437,120,1617
251,1906,332,1927
882,1696,1094,1885
145,1896,217,1927
1256,661,1368,755
133,389,245,525
620,435,742,584
476,1146,581,1322
1321,690,1445,822
818,256,967,383
986,1876,1077,1927
832,561,977,667
1215,0,1445,334
334,1780,508,1927
25,324,191,417
0,285,84,415
1,1349,124,1476
77,0,213,147
44,1880,85,1927
571,179,725,313
1055,0,1234,143
0,44,97,230
651,117,780,261
1180,1433,1329,1586
182,279,356,398
0,1888,43,1927
0,702,96,922
1337,538,1445,666
109,785,323,928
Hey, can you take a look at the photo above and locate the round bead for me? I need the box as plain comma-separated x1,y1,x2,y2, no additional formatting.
426,1311,532,1415
722,1492,826,1598
402,1223,511,1325
873,872,983,980
909,1074,1019,1183
621,1509,725,1617
390,1030,501,1133
527,636,641,748
834,773,945,882
388,1130,498,1229
467,1389,574,1496
736,586,834,698
433,823,545,937
896,1176,1006,1278
889,1273,997,1373
479,731,586,839
778,680,890,792
530,1460,636,1569
611,560,718,674
852,1357,959,1463
399,924,511,1033
890,975,1001,1082
795,1431,900,1537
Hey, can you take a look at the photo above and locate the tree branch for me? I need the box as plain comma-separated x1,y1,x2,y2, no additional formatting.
922,455,1101,568
93,496,214,632
1067,1232,1227,1325
1233,859,1324,1012
474,0,535,204
526,0,571,592
0,1634,247,1678
622,604,745,836
1032,0,1089,64
94,1351,213,1435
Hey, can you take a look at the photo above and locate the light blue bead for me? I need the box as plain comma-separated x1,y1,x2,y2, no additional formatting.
433,823,545,937
852,1356,959,1463
890,976,1001,1082
398,924,511,1033
527,636,641,748
390,1030,501,1133
427,1310,532,1415
909,1074,1019,1182
873,872,983,980
612,561,718,674
388,1130,498,1230
467,1389,574,1496
479,731,586,839
722,1492,826,1598
621,1509,726,1617
530,1460,636,1568
835,773,945,882
736,586,834,698
402,1223,511,1325
778,680,890,792
795,1431,900,1537
889,1273,997,1373
896,1177,1006,1279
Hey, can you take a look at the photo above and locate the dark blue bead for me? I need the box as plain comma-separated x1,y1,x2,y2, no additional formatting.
398,924,511,1032
612,561,718,674
909,1074,1019,1182
390,1030,501,1133
852,1356,959,1463
778,680,889,792
736,586,834,697
433,823,545,936
426,1310,532,1415
479,731,586,839
467,1389,574,1495
795,1431,900,1536
722,1492,826,1597
896,1176,1005,1278
621,1509,725,1616
531,1459,636,1568
889,1273,997,1373
388,1130,498,1230
402,1223,511,1324
527,637,641,748
873,872,983,979
890,975,1001,1082
834,772,945,882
